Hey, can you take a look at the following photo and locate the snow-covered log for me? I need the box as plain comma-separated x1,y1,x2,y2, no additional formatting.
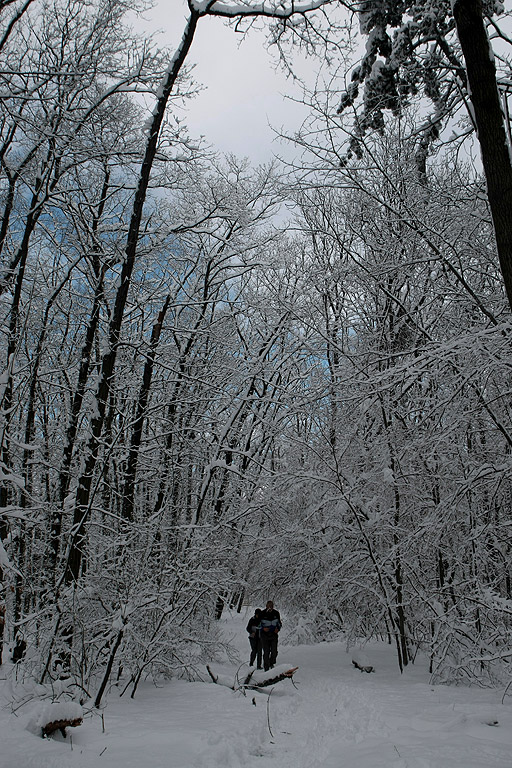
37,702,83,738
207,664,298,691
243,665,299,688
352,660,375,673
351,649,375,673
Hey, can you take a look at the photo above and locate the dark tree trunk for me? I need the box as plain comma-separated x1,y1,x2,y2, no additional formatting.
453,0,512,312
64,9,200,585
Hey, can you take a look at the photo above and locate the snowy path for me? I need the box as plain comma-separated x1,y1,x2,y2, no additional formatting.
233,641,512,768
2,613,512,768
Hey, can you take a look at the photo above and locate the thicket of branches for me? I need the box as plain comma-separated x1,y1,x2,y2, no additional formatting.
0,0,511,711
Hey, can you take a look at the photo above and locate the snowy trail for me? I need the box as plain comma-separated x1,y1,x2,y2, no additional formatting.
226,640,512,768
2,612,512,768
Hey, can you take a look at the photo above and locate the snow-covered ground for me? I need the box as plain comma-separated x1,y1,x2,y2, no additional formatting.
2,609,512,768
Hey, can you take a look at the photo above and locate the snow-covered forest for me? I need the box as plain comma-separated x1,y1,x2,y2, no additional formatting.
0,0,511,741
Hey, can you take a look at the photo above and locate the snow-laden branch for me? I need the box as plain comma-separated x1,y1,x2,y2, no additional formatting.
190,0,332,18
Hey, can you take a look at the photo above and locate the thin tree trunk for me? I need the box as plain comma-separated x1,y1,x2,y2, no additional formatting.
121,294,170,522
94,624,125,709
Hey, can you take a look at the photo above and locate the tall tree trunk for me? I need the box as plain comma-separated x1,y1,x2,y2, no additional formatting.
453,0,512,312
64,9,200,585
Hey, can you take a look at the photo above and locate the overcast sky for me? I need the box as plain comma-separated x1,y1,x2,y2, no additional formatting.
137,1,319,163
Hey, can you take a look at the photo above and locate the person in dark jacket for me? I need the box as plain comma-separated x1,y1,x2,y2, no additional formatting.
246,608,262,668
259,600,282,671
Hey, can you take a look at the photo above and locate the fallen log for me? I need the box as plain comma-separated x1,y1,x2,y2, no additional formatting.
351,648,375,674
243,666,298,688
37,702,83,739
352,659,375,673
207,664,299,691
42,717,83,739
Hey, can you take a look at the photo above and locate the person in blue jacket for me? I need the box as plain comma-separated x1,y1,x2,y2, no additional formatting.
246,608,263,668
259,600,282,671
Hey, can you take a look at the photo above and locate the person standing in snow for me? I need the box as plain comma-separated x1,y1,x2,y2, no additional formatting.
259,600,281,671
246,608,263,668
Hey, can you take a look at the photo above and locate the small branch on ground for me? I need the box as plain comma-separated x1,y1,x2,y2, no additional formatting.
266,687,274,738
206,665,218,684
